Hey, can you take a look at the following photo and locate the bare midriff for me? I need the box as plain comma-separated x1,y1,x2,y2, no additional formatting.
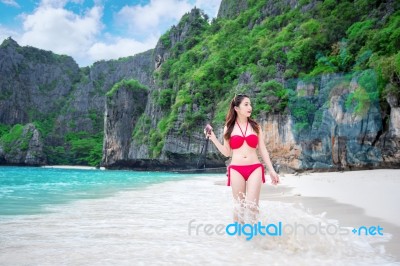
230,144,260,165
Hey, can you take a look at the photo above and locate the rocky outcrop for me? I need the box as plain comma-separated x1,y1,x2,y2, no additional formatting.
102,81,148,167
54,50,154,137
217,0,248,19
261,0,299,17
160,104,225,169
153,8,208,69
0,123,46,165
261,114,301,172
0,37,80,125
218,0,300,27
380,93,400,166
0,146,4,164
25,124,46,165
387,93,400,136
258,71,400,172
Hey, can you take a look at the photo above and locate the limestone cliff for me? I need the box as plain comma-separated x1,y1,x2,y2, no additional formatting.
217,0,249,19
0,37,154,166
258,71,400,171
381,93,400,166
116,7,220,170
103,80,148,167
0,37,80,125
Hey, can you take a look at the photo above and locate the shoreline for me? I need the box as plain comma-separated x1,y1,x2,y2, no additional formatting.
40,165,105,170
3,161,399,173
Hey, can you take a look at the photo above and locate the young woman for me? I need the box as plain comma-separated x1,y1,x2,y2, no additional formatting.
205,94,279,222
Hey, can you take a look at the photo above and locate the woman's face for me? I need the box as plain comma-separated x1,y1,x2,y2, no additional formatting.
235,97,252,117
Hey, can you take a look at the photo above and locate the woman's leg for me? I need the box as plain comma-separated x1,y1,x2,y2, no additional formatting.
229,169,246,223
245,167,263,223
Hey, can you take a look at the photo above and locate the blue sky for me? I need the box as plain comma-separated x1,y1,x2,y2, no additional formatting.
0,0,222,66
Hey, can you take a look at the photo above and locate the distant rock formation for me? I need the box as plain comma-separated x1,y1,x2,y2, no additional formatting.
0,123,45,165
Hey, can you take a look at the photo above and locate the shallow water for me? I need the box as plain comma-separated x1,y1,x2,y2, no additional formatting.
0,166,191,215
0,167,398,265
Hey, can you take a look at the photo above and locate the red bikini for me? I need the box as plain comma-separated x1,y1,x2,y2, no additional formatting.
227,121,265,186
230,134,258,149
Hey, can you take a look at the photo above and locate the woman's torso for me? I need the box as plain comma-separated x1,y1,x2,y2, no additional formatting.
229,123,260,165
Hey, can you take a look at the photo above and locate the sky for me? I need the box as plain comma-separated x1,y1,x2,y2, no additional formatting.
0,0,222,66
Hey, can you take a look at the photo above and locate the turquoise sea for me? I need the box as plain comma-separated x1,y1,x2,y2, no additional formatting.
0,166,198,216
0,166,397,265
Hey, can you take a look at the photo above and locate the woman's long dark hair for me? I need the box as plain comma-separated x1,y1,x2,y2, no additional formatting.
224,94,260,140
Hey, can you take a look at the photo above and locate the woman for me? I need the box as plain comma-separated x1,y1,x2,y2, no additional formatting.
205,94,279,222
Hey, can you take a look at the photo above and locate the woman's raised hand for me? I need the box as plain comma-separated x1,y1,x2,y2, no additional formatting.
204,129,214,140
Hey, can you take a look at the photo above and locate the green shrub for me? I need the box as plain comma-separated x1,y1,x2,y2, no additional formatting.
0,124,23,151
0,124,11,139
65,131,103,166
158,89,174,109
0,124,32,153
106,79,148,97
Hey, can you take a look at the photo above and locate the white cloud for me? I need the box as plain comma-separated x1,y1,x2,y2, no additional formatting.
193,0,221,18
0,25,20,42
88,35,158,63
19,3,103,62
116,0,193,39
1,0,20,8
39,0,85,7
39,0,68,8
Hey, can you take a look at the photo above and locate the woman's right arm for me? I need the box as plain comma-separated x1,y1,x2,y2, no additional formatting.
206,126,231,158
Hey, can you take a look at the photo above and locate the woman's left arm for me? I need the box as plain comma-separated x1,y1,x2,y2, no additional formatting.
258,127,280,185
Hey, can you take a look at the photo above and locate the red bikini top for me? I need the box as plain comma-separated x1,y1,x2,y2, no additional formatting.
229,121,258,149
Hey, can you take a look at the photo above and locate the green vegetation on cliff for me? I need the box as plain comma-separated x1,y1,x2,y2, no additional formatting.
152,0,399,137
106,79,148,97
0,124,32,153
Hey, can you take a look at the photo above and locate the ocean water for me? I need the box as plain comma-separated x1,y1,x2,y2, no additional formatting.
0,166,398,265
0,166,193,216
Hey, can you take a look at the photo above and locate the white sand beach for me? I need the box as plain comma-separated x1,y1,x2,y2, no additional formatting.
260,169,400,262
0,169,399,265
41,165,100,170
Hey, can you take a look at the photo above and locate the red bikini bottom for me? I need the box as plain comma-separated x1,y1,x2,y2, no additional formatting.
227,163,265,186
